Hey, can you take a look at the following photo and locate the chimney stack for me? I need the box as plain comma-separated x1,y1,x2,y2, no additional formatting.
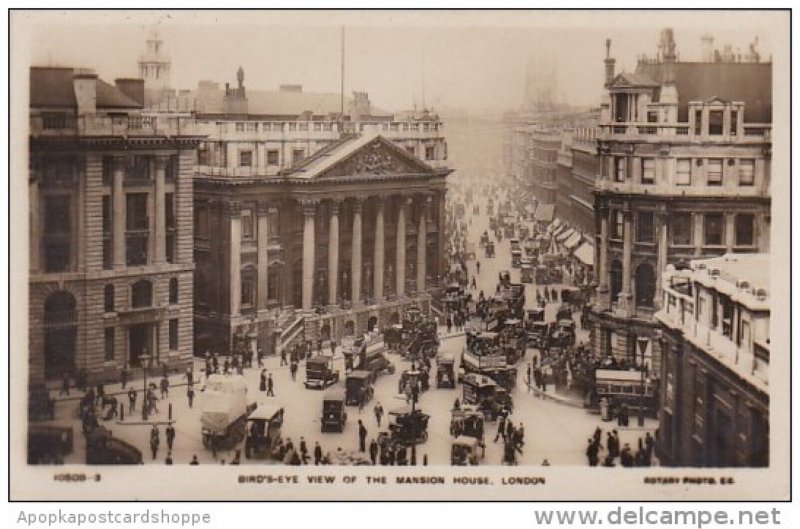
73,68,98,116
604,39,616,88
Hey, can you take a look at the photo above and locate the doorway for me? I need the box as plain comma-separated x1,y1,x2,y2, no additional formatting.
129,323,154,368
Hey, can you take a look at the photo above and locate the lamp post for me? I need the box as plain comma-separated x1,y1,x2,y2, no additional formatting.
410,360,419,466
636,336,649,427
140,354,152,421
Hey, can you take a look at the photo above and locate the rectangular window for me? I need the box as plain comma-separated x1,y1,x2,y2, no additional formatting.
647,111,658,123
165,193,175,230
241,275,255,307
130,155,152,180
241,209,254,240
676,159,692,186
126,193,149,231
707,159,723,186
735,214,755,247
246,122,257,132
197,144,209,165
739,159,755,186
45,195,71,235
425,146,435,160
730,110,738,135
704,213,724,246
268,209,280,237
694,110,703,135
239,150,253,167
267,150,280,165
195,207,209,239
102,195,112,270
614,157,626,182
292,149,305,164
611,210,624,239
235,123,245,132
102,156,113,186
104,328,115,360
671,213,693,246
126,234,148,266
708,110,724,135
641,158,655,185
637,212,655,243
169,319,179,351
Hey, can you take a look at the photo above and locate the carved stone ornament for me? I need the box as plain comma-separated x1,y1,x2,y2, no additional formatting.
354,141,396,175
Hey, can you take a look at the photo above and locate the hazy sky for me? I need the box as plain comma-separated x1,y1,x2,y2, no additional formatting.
17,10,781,114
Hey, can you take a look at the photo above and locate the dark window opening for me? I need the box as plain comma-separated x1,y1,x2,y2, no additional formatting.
131,280,153,308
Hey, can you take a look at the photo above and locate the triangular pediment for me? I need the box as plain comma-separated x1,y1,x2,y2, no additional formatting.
288,134,438,180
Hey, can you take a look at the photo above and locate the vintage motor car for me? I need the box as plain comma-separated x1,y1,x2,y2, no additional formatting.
462,373,513,421
399,367,430,395
449,405,486,443
511,249,523,268
485,241,495,258
305,355,340,389
345,370,375,406
244,404,284,459
509,238,521,252
436,353,456,389
380,406,430,445
479,231,490,247
320,391,348,433
520,263,534,283
451,439,481,466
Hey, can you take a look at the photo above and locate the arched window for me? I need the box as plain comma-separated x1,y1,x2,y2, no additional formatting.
131,280,153,308
44,291,77,379
104,284,115,313
169,278,178,305
610,260,623,303
241,267,256,309
635,263,656,308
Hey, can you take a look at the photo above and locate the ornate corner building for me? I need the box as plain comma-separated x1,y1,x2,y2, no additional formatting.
28,67,203,383
586,30,772,375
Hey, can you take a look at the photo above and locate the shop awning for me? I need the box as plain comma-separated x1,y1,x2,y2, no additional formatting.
574,242,594,266
564,232,583,250
556,227,575,242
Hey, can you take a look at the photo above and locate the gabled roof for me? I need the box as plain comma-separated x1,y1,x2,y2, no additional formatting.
30,66,141,109
282,133,438,181
610,71,659,88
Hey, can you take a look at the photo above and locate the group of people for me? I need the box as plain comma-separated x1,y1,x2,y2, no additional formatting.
586,427,655,467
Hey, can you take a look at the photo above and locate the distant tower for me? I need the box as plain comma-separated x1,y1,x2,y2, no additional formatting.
139,28,171,106
524,54,557,111
701,34,715,63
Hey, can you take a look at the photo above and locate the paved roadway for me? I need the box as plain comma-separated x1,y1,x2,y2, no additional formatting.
47,186,656,467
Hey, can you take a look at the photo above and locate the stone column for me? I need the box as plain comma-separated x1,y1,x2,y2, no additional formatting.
724,213,735,253
29,176,39,273
351,198,363,304
301,199,318,311
618,208,634,316
396,197,408,297
373,197,385,302
112,156,127,269
328,199,341,306
227,201,242,317
257,201,269,312
596,205,610,307
154,155,168,263
655,211,669,309
416,196,429,292
693,212,704,256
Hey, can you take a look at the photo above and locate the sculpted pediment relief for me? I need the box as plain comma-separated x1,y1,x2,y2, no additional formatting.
318,138,433,179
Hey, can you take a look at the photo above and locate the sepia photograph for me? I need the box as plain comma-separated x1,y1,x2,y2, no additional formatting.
8,8,790,501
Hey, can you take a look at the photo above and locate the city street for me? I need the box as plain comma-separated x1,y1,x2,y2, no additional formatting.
46,189,656,467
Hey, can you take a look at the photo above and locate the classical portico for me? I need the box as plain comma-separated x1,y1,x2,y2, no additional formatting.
194,133,451,354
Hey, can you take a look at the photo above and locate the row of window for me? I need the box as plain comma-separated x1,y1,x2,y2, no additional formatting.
103,319,179,361
608,211,757,247
613,157,756,187
103,278,179,313
233,144,436,168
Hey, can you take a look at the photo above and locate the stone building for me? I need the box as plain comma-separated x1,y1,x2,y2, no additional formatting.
184,68,451,355
655,254,769,467
28,67,202,383
586,30,772,374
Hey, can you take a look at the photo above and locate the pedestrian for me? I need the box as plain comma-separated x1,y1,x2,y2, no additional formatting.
150,425,160,460
586,438,599,467
160,375,169,399
95,383,105,407
299,437,309,464
330,340,336,357
190,455,199,465
257,347,264,368
373,402,384,426
369,438,379,465
290,360,298,382
166,423,176,451
267,373,275,397
161,361,168,379
127,388,136,414
280,347,288,366
223,358,230,375
184,366,194,387
470,276,477,290
187,386,195,408
358,420,367,452
476,261,481,274
644,432,655,462
620,443,634,467
59,372,70,396
494,413,506,443
165,451,173,465
551,287,558,302
314,441,323,465
212,354,219,374
446,315,452,334
259,369,267,392
120,367,129,390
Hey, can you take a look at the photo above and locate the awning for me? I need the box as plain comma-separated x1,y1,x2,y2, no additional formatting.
574,242,594,266
564,232,583,250
556,228,575,242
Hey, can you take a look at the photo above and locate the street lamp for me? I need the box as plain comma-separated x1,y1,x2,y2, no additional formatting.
409,360,419,466
636,336,649,427
140,354,153,421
